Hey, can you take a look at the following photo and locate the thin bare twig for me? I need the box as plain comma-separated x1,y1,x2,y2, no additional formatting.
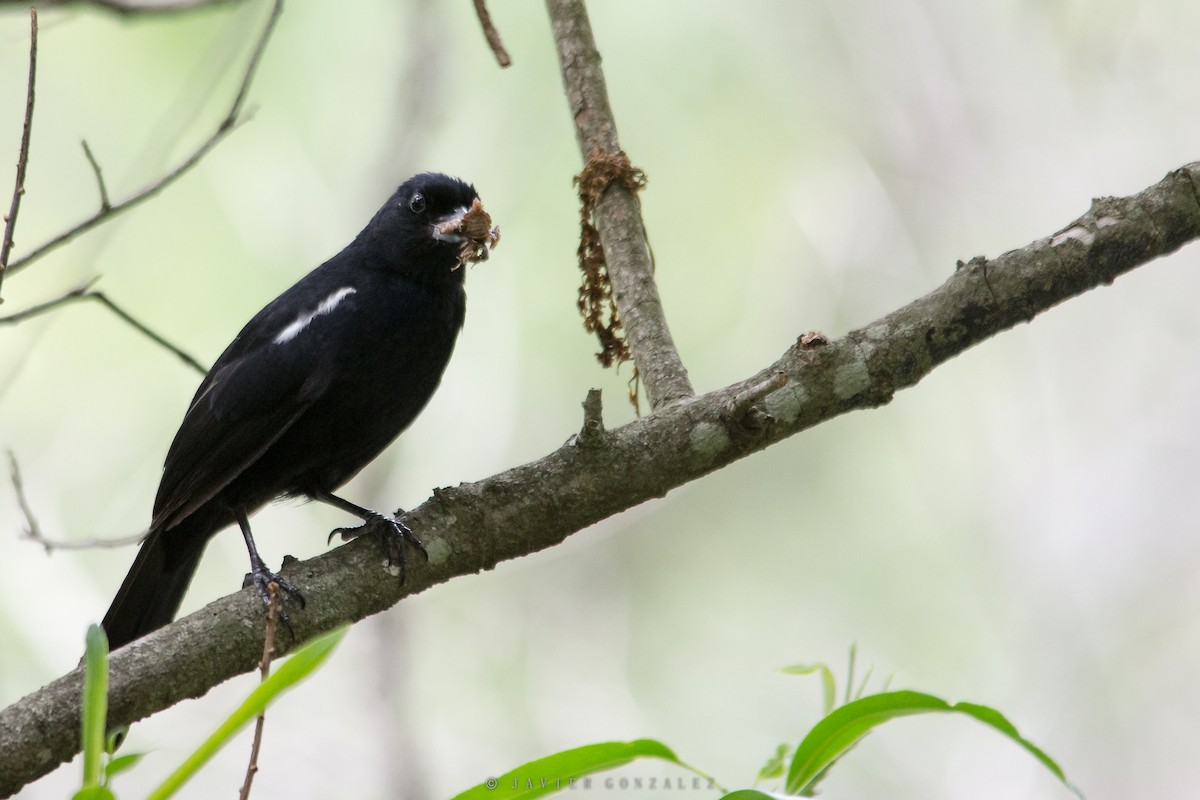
88,291,208,373
80,141,112,212
239,581,281,800
224,0,280,126
472,0,512,67
8,450,43,545
8,451,145,553
4,0,284,281
0,0,245,12
0,279,208,374
0,8,38,301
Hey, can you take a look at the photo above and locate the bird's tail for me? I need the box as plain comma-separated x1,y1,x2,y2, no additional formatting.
101,524,207,650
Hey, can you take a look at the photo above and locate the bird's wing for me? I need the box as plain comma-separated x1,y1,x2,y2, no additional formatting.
149,272,358,529
150,266,364,531
150,343,325,531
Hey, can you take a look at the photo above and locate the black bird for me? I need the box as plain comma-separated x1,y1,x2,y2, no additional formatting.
102,172,498,649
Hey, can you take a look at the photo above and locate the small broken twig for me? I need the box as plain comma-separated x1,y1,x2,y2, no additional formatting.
0,8,38,301
576,388,605,447
723,371,788,423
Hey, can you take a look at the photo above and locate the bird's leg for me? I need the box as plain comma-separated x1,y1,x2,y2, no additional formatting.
233,506,305,615
311,490,427,581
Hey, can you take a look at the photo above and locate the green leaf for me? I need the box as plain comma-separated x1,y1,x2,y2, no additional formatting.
755,743,790,782
951,702,1080,796
80,625,110,790
450,739,688,800
146,625,348,800
720,791,787,800
785,690,1079,797
71,786,116,800
104,752,145,779
780,663,837,714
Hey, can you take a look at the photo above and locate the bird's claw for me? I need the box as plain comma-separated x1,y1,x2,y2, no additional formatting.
327,511,427,581
243,560,305,639
249,568,305,608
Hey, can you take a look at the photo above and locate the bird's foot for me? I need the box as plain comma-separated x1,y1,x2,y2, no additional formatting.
243,556,306,637
328,510,427,581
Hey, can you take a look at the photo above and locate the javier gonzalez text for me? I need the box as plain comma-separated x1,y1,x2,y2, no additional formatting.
485,775,720,791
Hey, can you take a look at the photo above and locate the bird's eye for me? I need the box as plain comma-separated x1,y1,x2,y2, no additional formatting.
408,193,426,214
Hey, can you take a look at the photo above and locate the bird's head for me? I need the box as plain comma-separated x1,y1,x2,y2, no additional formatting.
362,172,499,282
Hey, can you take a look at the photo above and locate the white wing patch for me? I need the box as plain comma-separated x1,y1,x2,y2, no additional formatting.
273,287,357,345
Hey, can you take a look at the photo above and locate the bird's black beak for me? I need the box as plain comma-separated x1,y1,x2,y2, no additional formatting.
432,198,500,269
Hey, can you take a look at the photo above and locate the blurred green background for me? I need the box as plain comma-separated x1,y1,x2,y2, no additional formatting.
2,1,1199,797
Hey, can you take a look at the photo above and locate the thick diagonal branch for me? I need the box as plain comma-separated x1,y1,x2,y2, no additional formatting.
547,0,694,410
3,162,1198,798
